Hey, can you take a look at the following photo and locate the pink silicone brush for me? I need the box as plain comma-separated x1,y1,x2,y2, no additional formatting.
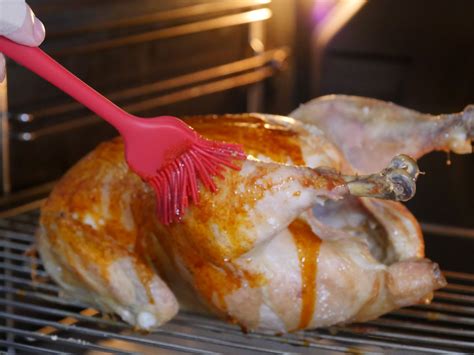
0,37,246,224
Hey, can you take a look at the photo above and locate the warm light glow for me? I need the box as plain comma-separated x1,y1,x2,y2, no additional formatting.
313,0,366,49
245,8,272,23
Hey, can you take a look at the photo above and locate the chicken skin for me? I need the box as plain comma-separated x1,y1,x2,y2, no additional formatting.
37,96,473,332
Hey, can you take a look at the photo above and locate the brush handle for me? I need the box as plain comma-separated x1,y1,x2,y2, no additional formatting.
0,36,137,133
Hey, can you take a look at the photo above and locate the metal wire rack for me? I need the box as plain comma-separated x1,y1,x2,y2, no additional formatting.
1,208,474,354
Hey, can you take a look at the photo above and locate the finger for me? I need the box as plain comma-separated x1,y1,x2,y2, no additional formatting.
5,5,45,47
0,54,5,83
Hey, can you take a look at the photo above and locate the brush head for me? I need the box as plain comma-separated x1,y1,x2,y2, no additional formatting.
123,116,246,225
146,138,246,225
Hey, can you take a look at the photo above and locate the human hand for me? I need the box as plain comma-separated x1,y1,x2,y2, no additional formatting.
0,1,45,82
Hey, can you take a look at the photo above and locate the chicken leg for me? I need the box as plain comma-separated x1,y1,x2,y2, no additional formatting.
290,95,473,173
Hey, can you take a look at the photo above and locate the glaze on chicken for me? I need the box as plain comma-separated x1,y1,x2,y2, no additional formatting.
37,95,473,331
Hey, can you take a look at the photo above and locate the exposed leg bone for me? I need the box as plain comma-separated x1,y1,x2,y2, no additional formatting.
316,154,419,202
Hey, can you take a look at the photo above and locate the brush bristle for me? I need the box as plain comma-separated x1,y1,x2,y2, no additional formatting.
146,138,246,225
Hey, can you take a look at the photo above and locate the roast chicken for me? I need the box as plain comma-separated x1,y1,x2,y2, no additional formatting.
37,95,473,332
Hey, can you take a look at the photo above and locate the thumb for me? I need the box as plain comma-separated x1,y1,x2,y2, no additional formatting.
5,5,45,47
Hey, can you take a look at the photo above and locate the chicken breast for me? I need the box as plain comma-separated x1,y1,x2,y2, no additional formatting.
38,97,473,332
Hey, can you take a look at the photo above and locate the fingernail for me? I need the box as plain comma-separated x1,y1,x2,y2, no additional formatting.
33,19,46,44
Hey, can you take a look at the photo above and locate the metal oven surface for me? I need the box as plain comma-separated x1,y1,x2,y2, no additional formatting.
1,207,474,354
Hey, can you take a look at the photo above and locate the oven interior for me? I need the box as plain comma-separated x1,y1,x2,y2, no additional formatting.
1,0,473,353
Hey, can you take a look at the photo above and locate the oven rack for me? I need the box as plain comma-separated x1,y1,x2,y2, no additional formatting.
1,208,474,354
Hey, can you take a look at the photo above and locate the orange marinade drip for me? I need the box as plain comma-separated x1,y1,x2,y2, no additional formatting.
288,219,321,330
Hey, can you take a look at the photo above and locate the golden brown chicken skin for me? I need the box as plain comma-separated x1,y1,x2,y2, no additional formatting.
37,98,472,332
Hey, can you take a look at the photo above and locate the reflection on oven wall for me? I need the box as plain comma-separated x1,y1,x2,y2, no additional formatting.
0,0,296,196
305,0,474,228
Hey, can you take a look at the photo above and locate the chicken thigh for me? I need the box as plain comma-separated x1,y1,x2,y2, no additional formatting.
38,97,473,332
